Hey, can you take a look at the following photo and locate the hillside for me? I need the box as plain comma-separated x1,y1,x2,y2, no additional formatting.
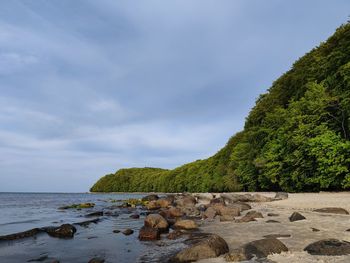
91,22,350,193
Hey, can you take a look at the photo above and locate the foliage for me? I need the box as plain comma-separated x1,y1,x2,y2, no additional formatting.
91,22,350,193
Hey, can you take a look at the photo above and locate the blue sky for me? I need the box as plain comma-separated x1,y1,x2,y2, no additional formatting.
0,0,349,192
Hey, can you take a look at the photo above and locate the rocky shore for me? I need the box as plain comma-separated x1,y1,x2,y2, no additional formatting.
1,192,350,262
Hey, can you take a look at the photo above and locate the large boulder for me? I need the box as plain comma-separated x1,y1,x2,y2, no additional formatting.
172,234,228,262
144,214,169,232
289,212,306,222
225,238,288,261
252,194,273,202
168,207,184,218
138,226,160,241
304,239,350,255
157,198,171,208
146,200,161,210
174,219,198,230
313,207,349,215
43,224,77,239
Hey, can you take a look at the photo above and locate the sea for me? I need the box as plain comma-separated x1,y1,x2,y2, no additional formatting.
0,192,187,263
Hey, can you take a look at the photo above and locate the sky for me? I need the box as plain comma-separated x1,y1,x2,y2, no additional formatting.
0,0,349,192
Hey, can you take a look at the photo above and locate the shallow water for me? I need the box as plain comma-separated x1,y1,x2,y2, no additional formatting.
0,193,185,263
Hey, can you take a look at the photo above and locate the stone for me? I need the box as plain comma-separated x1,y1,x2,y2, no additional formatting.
0,228,42,241
274,192,288,200
174,219,198,230
85,211,103,217
113,230,120,233
210,197,225,205
146,200,161,210
202,207,217,220
88,258,105,263
267,213,279,217
304,239,350,255
235,215,256,223
129,214,140,219
289,212,306,222
311,228,320,232
142,194,159,202
175,195,197,207
346,229,350,232
314,207,349,215
74,218,100,227
167,230,183,240
122,229,134,235
172,234,228,262
220,215,235,222
252,194,273,202
168,207,184,218
138,226,160,241
225,239,288,261
245,211,264,219
243,238,288,258
43,224,77,239
234,202,252,211
59,203,95,209
266,220,280,223
212,204,240,217
157,198,171,208
144,214,169,232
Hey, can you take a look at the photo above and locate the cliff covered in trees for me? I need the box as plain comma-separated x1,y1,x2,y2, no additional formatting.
91,23,350,193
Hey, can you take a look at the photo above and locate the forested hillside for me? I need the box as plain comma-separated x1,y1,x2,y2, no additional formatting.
91,22,350,193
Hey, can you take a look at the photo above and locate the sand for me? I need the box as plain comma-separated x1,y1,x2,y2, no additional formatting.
197,192,350,263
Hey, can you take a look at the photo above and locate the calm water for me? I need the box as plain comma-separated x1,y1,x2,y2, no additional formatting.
0,193,186,263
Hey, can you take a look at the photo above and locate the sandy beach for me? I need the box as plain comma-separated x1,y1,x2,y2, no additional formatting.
197,192,350,262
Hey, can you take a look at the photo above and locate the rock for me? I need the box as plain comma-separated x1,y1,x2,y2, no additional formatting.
142,194,159,202
181,206,201,217
113,230,120,233
129,214,140,219
314,207,349,215
175,195,196,207
0,228,42,241
274,192,288,200
139,226,160,241
346,229,350,232
157,198,171,208
242,238,288,259
27,255,49,262
212,204,240,217
235,215,256,223
245,211,264,219
167,230,183,240
233,202,252,211
172,234,228,262
43,224,77,239
225,248,247,262
174,219,198,230
289,212,306,222
202,207,216,220
304,239,350,255
144,214,169,232
225,239,288,261
193,193,214,203
266,220,280,223
85,211,103,217
210,197,225,205
263,234,291,238
122,229,134,235
252,194,273,202
220,215,235,222
88,258,105,263
267,213,279,217
59,203,95,209
146,200,161,210
74,218,100,227
168,207,184,218
311,228,320,232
